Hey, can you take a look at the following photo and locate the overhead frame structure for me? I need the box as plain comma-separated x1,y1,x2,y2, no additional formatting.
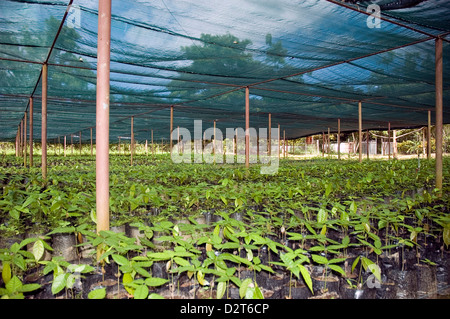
1,0,449,143
0,1,448,198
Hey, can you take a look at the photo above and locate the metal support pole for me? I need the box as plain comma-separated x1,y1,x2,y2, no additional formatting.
268,113,271,157
358,101,362,163
24,112,27,167
41,63,48,179
245,87,250,168
170,106,173,156
435,37,443,196
278,124,280,160
131,116,134,166
29,98,33,167
96,0,111,234
427,110,431,159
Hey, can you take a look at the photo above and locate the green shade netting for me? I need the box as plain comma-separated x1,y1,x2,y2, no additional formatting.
0,0,449,142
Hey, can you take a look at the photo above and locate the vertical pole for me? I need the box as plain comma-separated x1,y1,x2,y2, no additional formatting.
435,37,443,196
23,112,27,167
90,127,93,156
427,110,431,160
96,0,111,234
278,124,280,160
29,98,33,167
358,101,362,163
131,116,134,166
337,118,341,160
245,87,250,168
388,122,391,160
170,106,173,156
64,136,66,157
268,113,271,157
41,63,48,179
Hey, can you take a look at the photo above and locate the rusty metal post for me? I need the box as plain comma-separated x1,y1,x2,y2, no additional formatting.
435,37,443,196
170,106,173,156
29,98,33,167
427,110,431,160
96,0,111,234
23,112,27,167
358,101,362,163
245,87,250,168
268,113,271,157
41,63,48,179
131,116,134,166
278,124,280,160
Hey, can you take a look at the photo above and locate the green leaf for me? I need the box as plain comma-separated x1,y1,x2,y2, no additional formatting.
6,276,22,293
148,293,165,299
351,256,360,273
2,262,11,284
329,264,346,277
32,240,45,262
145,277,169,287
317,208,328,224
112,254,129,266
134,285,149,299
51,273,67,295
88,288,106,299
298,264,313,294
20,283,41,293
239,278,252,299
443,226,450,248
216,281,226,299
253,283,264,299
311,254,328,265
